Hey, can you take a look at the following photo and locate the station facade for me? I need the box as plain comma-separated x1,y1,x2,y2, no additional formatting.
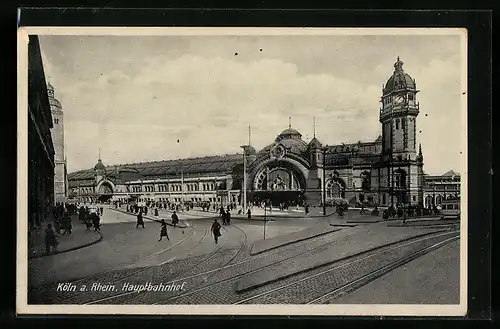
67,58,458,208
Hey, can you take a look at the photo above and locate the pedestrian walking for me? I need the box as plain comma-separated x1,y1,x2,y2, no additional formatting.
247,208,251,219
154,208,159,217
44,223,59,255
211,219,221,244
136,211,145,228
171,211,179,228
158,219,170,241
62,212,72,235
91,211,101,231
226,210,231,225
53,217,61,236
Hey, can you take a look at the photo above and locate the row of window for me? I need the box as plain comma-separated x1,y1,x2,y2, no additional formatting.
129,183,217,193
122,197,222,203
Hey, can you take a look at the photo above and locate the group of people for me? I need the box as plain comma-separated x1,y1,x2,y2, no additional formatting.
44,203,104,255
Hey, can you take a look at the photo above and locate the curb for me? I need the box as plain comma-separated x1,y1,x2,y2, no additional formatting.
250,228,341,256
330,224,358,227
235,229,453,293
28,231,103,260
112,208,188,228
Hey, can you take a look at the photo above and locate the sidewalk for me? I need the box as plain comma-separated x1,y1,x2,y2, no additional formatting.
28,216,102,259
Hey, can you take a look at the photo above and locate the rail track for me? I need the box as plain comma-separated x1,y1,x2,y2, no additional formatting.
233,230,459,304
89,222,249,305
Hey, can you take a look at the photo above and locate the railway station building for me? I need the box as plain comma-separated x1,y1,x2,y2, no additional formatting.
67,58,439,209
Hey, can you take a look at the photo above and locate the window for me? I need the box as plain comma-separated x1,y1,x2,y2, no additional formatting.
412,195,416,201
395,119,399,129
408,93,414,101
54,118,59,124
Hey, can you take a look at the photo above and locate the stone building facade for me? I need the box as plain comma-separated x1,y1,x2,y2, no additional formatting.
28,35,55,228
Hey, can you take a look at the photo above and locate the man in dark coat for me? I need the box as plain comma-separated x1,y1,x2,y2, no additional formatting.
136,211,145,228
211,219,221,244
91,211,101,231
247,208,252,220
45,223,59,254
171,211,179,228
158,219,170,241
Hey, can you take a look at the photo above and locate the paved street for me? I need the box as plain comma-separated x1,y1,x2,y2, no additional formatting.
28,206,460,305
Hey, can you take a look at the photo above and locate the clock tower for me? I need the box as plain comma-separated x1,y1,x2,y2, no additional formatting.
379,57,424,207
380,57,419,159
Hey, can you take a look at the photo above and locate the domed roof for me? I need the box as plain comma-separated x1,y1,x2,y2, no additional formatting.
383,57,416,95
308,137,322,149
47,82,62,109
276,127,302,142
94,159,106,171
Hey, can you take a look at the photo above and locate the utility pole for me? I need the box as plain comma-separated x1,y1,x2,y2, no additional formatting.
322,147,327,216
264,199,267,240
240,145,247,214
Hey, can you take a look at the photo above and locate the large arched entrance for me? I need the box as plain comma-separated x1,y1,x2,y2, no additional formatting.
250,159,307,207
96,180,115,203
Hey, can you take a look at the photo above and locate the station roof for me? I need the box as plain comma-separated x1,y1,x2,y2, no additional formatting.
68,153,243,181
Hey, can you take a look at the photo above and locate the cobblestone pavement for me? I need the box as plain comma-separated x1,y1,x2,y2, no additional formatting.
238,232,458,304
331,239,460,304
161,229,457,305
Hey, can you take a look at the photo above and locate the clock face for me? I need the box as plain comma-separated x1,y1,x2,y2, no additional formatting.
270,144,285,159
394,95,405,104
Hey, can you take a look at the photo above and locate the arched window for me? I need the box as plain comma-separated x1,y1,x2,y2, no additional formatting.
394,169,407,188
395,119,400,130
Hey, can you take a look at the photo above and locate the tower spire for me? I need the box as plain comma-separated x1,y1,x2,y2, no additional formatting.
289,116,292,129
313,116,316,138
98,147,101,160
248,125,252,145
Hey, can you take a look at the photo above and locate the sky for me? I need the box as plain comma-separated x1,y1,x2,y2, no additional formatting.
39,32,465,175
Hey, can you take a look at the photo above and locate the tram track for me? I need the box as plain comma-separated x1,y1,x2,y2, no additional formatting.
233,230,459,304
31,215,221,304
125,228,455,305
91,222,249,305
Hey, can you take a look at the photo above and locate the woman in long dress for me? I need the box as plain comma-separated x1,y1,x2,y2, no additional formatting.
158,219,170,241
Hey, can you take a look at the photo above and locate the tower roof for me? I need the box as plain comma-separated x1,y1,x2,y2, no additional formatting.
94,158,106,171
383,57,417,95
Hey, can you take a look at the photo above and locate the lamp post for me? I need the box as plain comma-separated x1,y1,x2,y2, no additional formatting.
321,146,330,216
264,199,267,240
240,145,249,215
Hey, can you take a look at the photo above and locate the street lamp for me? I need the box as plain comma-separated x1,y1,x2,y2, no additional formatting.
240,145,249,215
264,199,267,240
321,146,330,216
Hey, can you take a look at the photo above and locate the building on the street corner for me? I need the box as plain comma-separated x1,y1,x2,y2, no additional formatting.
423,170,461,208
68,58,438,208
48,83,68,203
28,35,55,228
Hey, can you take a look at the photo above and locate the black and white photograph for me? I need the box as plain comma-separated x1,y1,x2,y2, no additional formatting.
17,27,467,316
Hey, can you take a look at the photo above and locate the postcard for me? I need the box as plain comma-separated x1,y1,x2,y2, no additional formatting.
17,27,467,316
